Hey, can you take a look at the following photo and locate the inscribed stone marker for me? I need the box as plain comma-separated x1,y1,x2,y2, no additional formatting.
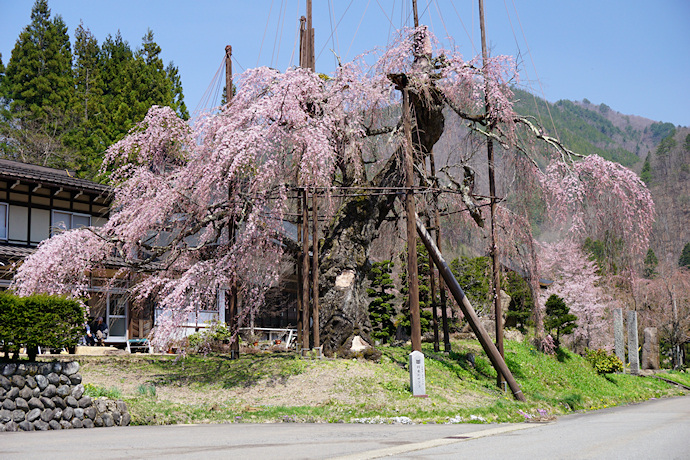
409,350,427,397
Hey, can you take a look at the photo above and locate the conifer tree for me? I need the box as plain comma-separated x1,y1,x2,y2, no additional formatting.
2,0,75,168
643,248,659,278
544,294,577,348
66,22,106,177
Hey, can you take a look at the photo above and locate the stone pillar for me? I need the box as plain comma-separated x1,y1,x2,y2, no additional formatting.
627,310,640,375
613,308,625,365
409,350,427,397
641,327,660,370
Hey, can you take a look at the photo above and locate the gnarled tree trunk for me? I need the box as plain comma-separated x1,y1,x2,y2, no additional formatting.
319,82,445,355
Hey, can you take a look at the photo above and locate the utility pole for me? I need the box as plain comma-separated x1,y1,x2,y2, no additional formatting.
312,189,320,350
412,0,419,27
225,44,239,359
225,45,233,103
403,86,422,353
479,0,504,389
301,188,310,353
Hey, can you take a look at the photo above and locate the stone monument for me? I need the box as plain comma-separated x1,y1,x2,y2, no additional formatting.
613,308,625,365
627,310,640,375
641,327,660,370
409,350,427,397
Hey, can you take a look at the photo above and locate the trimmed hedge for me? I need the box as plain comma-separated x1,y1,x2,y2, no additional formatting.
0,292,85,360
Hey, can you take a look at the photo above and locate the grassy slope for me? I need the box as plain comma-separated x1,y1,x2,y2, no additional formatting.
76,339,686,426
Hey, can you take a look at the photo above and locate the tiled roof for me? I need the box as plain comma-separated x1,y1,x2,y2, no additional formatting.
0,245,35,262
0,159,110,194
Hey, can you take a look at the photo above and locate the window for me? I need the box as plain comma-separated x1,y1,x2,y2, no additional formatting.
51,210,90,235
0,203,7,240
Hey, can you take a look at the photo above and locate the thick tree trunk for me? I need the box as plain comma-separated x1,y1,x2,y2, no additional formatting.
318,85,445,355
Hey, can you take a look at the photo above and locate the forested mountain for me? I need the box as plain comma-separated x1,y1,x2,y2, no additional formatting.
0,0,188,180
512,89,678,169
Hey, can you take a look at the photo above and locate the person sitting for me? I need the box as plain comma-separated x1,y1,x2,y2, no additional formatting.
83,322,95,346
93,317,108,346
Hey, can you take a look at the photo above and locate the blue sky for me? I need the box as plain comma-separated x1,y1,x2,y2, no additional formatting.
1,0,689,126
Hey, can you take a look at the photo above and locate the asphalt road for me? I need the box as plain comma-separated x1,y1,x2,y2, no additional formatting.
1,396,688,459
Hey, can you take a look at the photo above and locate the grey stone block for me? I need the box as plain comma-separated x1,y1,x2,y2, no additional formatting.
25,375,37,389
0,422,4,432
26,408,42,422
94,415,103,427
116,400,128,413
18,420,34,431
11,374,26,388
102,412,114,427
62,361,80,376
35,374,48,390
65,396,78,408
40,396,55,409
51,362,62,374
31,387,40,398
69,374,82,385
72,418,83,428
59,420,72,429
19,386,32,400
53,408,63,421
48,420,62,430
84,406,97,420
47,373,59,386
12,409,26,422
56,384,71,397
59,374,70,385
15,397,29,411
42,384,57,398
2,363,17,376
0,409,11,423
2,399,15,411
16,364,27,376
52,396,66,409
6,386,19,400
95,398,107,413
28,397,44,410
5,420,18,431
34,420,49,431
40,408,54,422
82,418,94,429
62,407,74,421
71,384,85,400
74,408,84,420
78,396,92,408
112,411,121,426
0,374,10,390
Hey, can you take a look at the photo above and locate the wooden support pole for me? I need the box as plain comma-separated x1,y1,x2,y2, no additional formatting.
427,214,440,352
403,87,422,352
301,188,310,351
416,216,526,401
311,188,320,349
429,150,451,352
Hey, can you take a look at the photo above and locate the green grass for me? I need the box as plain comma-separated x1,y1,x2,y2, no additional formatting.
76,339,686,426
83,383,123,399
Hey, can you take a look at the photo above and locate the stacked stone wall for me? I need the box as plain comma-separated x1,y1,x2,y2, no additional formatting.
0,361,130,432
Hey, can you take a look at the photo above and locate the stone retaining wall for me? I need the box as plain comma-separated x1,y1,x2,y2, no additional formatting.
0,361,130,432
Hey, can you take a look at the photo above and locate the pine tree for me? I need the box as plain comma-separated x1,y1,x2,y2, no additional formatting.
680,242,690,269
367,260,397,343
643,248,658,278
544,294,577,348
65,22,106,177
1,0,75,168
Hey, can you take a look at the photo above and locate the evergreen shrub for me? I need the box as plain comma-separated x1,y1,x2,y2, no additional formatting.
584,348,623,374
0,292,85,360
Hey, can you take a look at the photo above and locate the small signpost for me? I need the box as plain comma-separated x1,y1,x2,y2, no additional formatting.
409,350,427,397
